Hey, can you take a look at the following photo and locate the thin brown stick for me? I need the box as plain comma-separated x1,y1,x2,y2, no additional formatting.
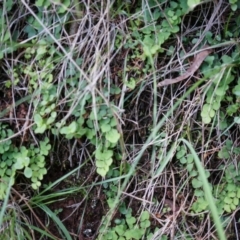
158,46,213,87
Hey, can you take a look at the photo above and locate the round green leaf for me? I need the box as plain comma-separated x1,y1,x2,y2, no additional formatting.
105,129,120,143
192,178,203,188
24,167,33,178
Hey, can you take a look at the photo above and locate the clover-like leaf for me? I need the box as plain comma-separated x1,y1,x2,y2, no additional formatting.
233,197,239,206
104,157,113,166
14,156,30,170
176,147,186,159
140,211,150,221
60,121,77,135
110,118,117,127
105,129,120,143
202,116,211,124
124,228,143,240
190,170,198,177
95,148,113,161
234,117,240,124
224,196,232,204
201,104,216,124
187,0,201,10
35,123,47,134
126,77,136,90
187,154,194,163
126,216,136,228
186,163,194,172
227,183,236,192
115,225,125,236
224,204,231,213
218,147,230,159
140,219,151,228
100,123,111,133
194,189,204,197
97,166,109,177
96,160,105,168
35,0,44,7
24,167,32,178
180,157,187,164
233,84,240,96
192,178,203,188
215,87,225,96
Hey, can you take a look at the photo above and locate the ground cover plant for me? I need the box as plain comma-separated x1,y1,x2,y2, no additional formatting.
1,0,240,239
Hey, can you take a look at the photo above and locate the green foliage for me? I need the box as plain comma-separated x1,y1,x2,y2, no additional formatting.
228,0,238,11
24,0,70,38
187,140,240,215
57,94,121,177
177,144,212,213
95,147,113,177
12,36,121,178
201,50,240,125
214,163,240,214
7,13,123,179
1,206,33,240
115,0,191,87
97,208,154,240
103,166,121,208
0,123,50,199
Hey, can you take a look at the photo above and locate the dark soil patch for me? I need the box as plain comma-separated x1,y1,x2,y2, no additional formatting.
31,162,107,240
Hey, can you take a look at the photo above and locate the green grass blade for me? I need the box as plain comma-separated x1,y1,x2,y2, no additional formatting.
0,175,13,227
39,204,72,240
179,138,226,240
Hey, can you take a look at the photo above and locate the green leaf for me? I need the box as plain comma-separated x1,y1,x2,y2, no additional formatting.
126,78,136,90
97,167,109,177
14,156,30,170
190,170,198,177
35,0,44,7
234,117,240,124
218,147,230,159
186,163,194,172
176,148,186,159
231,3,237,11
126,216,136,228
110,118,117,127
187,154,194,163
237,188,240,198
233,84,240,96
140,219,150,228
105,129,120,143
180,157,187,164
104,158,113,166
224,196,232,204
34,113,43,125
60,121,77,134
124,228,143,240
35,120,47,133
115,225,125,236
95,148,113,161
194,189,204,197
96,160,105,168
100,123,111,133
57,0,70,13
24,167,33,178
233,197,239,206
227,183,236,192
212,100,221,111
187,0,201,10
140,211,149,221
170,25,179,33
215,87,225,96
192,178,203,188
31,183,38,189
